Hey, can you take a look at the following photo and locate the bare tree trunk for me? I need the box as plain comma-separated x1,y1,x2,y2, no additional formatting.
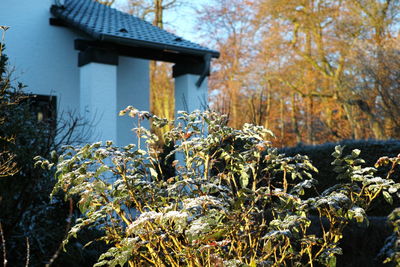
291,93,302,144
305,18,314,144
230,79,240,128
154,0,163,28
308,96,314,144
280,98,285,141
263,81,272,130
342,102,359,139
355,100,385,139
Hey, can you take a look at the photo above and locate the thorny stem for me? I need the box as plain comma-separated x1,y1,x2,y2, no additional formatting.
204,154,210,180
158,236,179,266
252,164,258,192
134,229,165,266
207,248,211,267
99,192,132,227
386,157,400,180
137,118,141,151
230,172,239,196
24,238,30,267
153,156,164,182
136,254,155,266
139,220,185,267
0,223,6,267
307,247,314,267
370,187,384,204
45,198,74,267
118,164,144,213
283,168,288,193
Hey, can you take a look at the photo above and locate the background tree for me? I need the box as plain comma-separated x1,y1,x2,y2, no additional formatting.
94,0,115,6
197,0,257,130
197,0,400,147
120,0,183,145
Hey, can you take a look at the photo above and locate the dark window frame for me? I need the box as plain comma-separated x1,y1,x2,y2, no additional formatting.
27,94,57,130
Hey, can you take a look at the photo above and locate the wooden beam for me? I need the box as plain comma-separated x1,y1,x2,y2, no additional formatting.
74,39,205,65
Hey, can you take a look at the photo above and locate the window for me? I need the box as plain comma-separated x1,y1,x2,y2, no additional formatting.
29,94,57,130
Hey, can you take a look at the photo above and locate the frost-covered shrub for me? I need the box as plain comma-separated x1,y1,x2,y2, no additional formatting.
382,209,400,265
37,108,400,266
376,155,400,265
282,140,400,216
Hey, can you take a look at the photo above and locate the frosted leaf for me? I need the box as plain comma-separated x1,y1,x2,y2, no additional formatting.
183,196,226,210
330,193,349,203
262,230,292,239
368,177,384,184
162,211,189,233
187,218,211,240
126,211,162,235
348,206,366,223
223,259,242,267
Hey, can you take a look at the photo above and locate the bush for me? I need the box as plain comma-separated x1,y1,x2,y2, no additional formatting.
380,208,400,265
39,108,400,266
281,140,400,216
0,42,64,266
0,41,105,266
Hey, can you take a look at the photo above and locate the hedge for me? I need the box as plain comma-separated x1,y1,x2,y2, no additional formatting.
281,139,400,216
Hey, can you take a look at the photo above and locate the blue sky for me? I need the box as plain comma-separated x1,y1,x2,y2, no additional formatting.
114,0,211,43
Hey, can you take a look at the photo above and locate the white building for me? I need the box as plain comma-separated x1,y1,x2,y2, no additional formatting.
0,0,219,146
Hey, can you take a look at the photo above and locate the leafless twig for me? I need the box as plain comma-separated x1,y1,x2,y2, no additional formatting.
0,223,7,267
45,198,74,267
24,238,30,267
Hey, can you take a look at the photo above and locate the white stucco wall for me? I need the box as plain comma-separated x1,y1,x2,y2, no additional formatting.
0,0,83,116
80,63,118,142
79,58,150,146
117,56,150,147
175,74,208,113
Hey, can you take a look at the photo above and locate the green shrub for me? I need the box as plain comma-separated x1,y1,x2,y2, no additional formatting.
381,207,400,265
281,140,400,216
38,108,400,266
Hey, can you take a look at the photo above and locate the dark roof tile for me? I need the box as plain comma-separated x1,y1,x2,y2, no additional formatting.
51,0,219,58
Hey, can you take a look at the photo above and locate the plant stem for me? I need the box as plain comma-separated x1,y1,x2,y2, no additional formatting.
0,223,7,267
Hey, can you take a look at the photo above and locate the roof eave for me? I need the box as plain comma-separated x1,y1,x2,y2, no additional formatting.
100,34,220,59
50,5,220,59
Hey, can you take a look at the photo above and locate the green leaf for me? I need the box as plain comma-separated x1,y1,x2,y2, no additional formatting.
328,256,337,267
333,166,347,173
332,145,343,158
240,170,249,188
95,165,108,176
331,159,343,166
351,149,361,158
149,167,158,179
383,191,393,205
354,159,365,165
93,260,109,267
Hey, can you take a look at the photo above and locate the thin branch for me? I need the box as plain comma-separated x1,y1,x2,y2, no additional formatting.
24,238,30,267
45,198,74,267
0,223,7,267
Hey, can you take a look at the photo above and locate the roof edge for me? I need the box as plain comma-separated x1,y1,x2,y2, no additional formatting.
100,34,220,59
50,4,220,59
